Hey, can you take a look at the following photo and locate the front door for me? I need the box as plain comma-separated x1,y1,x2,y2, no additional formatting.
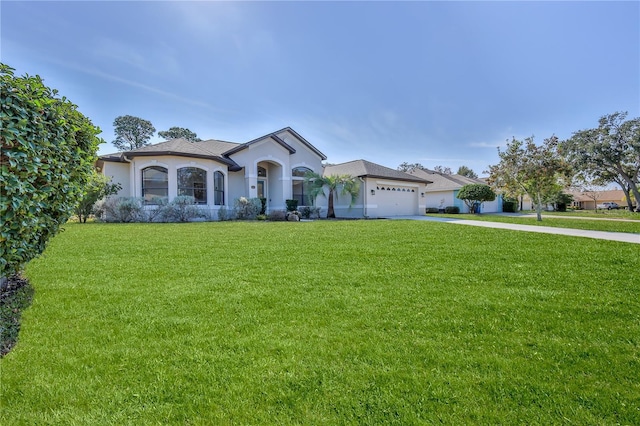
257,180,266,212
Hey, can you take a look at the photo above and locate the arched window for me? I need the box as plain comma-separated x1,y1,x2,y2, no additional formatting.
178,167,207,204
292,167,313,206
257,166,267,177
142,166,168,204
214,171,224,205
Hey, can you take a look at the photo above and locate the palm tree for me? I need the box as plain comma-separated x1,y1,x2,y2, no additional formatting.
305,172,360,218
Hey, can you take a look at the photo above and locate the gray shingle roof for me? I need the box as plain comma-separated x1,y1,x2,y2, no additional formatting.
410,169,485,191
324,160,431,184
98,127,327,168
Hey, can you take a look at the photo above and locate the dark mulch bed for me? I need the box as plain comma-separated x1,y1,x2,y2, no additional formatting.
0,274,33,357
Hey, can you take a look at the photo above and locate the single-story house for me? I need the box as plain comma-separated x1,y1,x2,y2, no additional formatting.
322,160,431,218
567,189,628,210
98,127,326,217
97,127,430,219
408,169,502,213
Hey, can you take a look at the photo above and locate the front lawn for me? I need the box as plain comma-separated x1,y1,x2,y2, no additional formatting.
1,221,639,424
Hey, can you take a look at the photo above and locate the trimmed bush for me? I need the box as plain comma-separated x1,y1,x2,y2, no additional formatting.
95,197,145,223
234,197,261,220
1,64,102,277
502,199,518,213
285,199,299,212
160,196,206,222
217,206,231,221
445,206,460,214
267,210,287,221
426,207,439,214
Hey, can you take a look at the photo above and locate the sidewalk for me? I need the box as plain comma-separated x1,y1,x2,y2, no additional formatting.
389,215,640,244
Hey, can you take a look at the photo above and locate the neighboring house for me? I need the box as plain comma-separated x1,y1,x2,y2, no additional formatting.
567,189,628,210
97,127,326,217
409,169,502,213
322,160,431,218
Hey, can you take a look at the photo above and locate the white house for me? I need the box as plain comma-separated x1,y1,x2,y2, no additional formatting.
97,127,326,218
97,128,431,219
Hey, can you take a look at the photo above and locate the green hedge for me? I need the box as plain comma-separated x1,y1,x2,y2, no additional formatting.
0,64,102,277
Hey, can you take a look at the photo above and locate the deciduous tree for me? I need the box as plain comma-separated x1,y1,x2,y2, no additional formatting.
112,115,155,151
158,126,201,142
305,172,360,218
486,136,571,221
74,172,122,223
563,112,640,212
434,165,452,174
397,162,426,173
457,165,478,179
456,184,495,213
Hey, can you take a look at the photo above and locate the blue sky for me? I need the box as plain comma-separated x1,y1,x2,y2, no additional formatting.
3,1,638,176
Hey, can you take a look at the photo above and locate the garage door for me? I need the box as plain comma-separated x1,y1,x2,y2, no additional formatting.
375,185,418,216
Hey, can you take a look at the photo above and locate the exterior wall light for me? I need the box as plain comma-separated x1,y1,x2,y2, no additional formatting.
421,192,425,197
370,189,375,195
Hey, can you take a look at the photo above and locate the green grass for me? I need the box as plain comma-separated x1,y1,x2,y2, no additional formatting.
2,221,639,424
435,213,640,234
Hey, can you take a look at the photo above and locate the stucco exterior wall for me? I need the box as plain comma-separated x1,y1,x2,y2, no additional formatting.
101,161,130,197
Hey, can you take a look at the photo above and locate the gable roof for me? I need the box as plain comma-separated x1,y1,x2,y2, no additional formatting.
410,169,484,191
99,127,327,169
222,127,327,160
324,159,431,184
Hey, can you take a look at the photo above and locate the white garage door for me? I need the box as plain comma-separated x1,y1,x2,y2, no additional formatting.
375,185,418,216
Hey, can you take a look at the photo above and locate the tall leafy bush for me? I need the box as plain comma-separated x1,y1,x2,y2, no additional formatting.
0,64,102,278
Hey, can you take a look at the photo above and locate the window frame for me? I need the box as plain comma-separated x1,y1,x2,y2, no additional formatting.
142,166,169,204
177,167,207,205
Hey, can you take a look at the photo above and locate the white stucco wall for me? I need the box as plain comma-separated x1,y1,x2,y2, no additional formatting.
101,161,130,197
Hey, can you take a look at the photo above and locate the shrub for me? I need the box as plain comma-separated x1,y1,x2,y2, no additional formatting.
74,173,122,223
445,206,460,214
502,199,518,213
285,199,299,212
217,206,231,221
160,196,206,222
145,197,169,222
259,198,267,215
299,206,311,219
1,64,102,277
456,184,496,213
256,214,267,221
267,210,287,221
426,207,439,214
95,197,145,223
234,197,262,220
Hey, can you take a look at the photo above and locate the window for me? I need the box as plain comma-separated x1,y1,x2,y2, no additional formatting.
142,166,168,204
178,167,207,204
214,171,224,205
258,166,267,177
292,167,313,206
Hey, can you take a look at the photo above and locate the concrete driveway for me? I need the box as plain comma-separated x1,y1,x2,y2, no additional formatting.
388,215,640,244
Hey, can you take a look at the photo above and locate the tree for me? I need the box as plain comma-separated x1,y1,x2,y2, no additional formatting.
305,172,360,218
397,162,426,173
158,126,201,142
1,64,102,279
456,184,496,213
74,172,122,223
434,165,452,174
457,165,478,179
563,112,640,212
112,115,155,151
486,135,571,221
